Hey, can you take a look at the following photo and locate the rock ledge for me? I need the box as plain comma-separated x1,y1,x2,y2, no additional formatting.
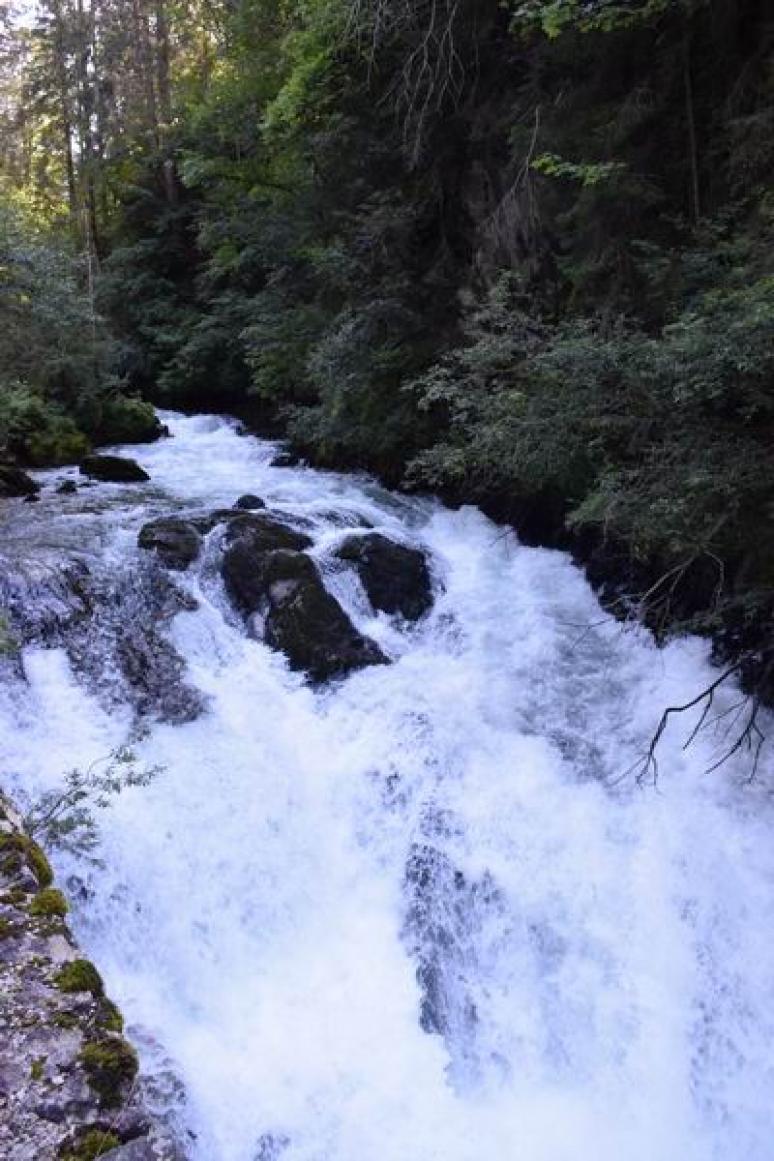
0,794,184,1161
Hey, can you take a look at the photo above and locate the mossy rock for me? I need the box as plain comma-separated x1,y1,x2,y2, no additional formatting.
30,1056,46,1080
59,1127,121,1160
52,1010,80,1030
92,395,162,446
97,998,125,1033
0,916,21,939
54,958,105,997
29,886,69,917
80,1037,139,1108
0,832,53,887
1,886,28,907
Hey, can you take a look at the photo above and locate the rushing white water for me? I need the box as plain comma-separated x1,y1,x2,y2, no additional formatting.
1,412,773,1161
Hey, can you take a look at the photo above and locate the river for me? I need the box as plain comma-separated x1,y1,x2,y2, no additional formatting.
1,412,772,1161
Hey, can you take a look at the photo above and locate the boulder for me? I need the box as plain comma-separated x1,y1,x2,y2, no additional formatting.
224,547,387,682
138,518,202,571
0,464,39,498
270,450,303,468
192,509,312,540
264,552,387,682
220,518,313,614
56,480,78,495
80,455,150,483
336,533,433,620
233,494,266,510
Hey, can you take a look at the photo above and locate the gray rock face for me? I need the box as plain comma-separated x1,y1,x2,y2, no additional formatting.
0,557,92,646
65,566,203,724
0,796,185,1161
0,465,39,498
138,519,202,571
336,533,434,620
80,456,150,483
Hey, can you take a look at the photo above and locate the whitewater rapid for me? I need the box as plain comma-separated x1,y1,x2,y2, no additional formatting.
1,413,773,1161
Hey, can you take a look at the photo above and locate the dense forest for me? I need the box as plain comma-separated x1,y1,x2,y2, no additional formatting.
1,0,773,706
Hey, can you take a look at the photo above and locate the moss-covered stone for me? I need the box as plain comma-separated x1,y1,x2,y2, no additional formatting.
96,998,124,1034
1,886,28,907
0,832,54,887
80,1037,138,1108
0,916,21,939
30,1056,46,1081
29,887,69,918
59,1127,122,1160
53,958,104,997
51,1010,80,1030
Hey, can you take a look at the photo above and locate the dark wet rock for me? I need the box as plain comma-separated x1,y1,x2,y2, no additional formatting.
225,548,387,682
80,455,150,483
56,480,78,495
0,794,183,1161
0,465,39,498
138,518,202,571
336,533,433,621
23,494,40,504
233,494,266,511
263,552,387,681
191,509,312,540
270,450,302,469
221,520,313,613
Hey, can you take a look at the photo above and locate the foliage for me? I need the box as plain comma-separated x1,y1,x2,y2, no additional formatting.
24,747,163,862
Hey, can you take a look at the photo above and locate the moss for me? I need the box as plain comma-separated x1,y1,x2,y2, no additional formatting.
30,1056,46,1081
29,887,69,918
0,832,53,887
53,958,104,997
52,1010,79,1030
96,998,124,1034
79,1037,138,1108
59,1127,122,1160
0,916,20,939
1,887,28,908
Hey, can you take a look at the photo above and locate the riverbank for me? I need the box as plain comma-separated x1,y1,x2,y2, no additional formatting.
0,793,184,1161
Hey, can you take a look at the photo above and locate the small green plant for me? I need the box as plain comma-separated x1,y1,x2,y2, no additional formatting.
53,958,105,997
0,831,53,887
29,887,69,918
23,746,163,861
59,1127,121,1160
80,1038,138,1108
